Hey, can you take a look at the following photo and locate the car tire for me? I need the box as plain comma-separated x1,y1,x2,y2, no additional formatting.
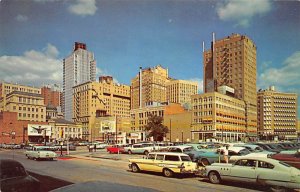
201,158,210,166
128,150,132,155
163,168,173,177
208,171,221,184
131,164,140,173
270,186,287,192
144,151,149,156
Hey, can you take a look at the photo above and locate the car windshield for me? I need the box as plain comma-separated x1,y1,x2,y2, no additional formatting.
180,156,191,161
183,147,194,152
238,149,251,155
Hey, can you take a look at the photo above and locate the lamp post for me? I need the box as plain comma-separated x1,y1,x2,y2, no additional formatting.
169,119,172,142
181,131,184,144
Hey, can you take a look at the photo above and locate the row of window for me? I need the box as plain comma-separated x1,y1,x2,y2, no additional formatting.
18,113,44,119
13,106,44,112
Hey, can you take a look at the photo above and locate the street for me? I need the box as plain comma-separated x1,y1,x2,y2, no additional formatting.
0,148,267,192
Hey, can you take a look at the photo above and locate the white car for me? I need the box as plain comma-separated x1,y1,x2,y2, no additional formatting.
25,146,57,161
125,143,156,155
205,157,300,191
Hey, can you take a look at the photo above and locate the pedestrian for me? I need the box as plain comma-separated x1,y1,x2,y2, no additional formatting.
94,144,97,152
88,145,91,152
223,145,229,163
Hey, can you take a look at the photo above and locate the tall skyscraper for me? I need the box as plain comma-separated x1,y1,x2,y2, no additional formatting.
131,65,168,109
203,33,257,137
62,42,96,121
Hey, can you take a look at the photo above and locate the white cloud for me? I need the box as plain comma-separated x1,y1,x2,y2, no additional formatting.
188,78,203,93
68,0,97,16
258,51,300,90
0,44,62,87
15,14,28,22
96,67,120,84
217,0,271,27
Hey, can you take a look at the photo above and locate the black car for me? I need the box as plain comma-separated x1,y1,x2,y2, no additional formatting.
0,159,40,192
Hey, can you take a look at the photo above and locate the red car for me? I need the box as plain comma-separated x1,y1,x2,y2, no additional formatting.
270,151,300,169
106,144,128,154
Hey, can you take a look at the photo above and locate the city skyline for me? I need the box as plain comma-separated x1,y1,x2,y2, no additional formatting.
0,0,299,114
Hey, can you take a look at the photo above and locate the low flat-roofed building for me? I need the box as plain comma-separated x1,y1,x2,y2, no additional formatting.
4,91,46,122
48,118,82,143
191,91,253,142
130,102,185,143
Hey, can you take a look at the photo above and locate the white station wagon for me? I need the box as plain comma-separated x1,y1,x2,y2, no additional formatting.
205,157,300,191
129,152,200,177
25,146,57,161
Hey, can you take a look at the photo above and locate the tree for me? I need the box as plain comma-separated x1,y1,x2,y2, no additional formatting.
144,113,169,142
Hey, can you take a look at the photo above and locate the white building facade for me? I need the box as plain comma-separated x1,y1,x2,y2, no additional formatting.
62,42,96,121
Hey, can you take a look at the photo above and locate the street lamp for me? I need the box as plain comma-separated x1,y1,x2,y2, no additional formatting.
181,131,183,144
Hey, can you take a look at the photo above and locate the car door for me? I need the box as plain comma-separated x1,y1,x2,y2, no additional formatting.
153,154,165,172
229,159,257,183
1,162,31,192
139,153,157,172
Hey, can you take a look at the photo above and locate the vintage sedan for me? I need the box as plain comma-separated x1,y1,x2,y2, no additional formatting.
129,152,200,177
205,157,300,191
25,146,57,160
197,147,250,166
270,150,300,169
125,143,156,155
106,144,129,154
1,159,40,192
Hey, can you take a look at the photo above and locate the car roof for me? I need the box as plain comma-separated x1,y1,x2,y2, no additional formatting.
149,152,190,156
233,156,282,164
170,145,193,150
218,146,246,152
0,159,23,168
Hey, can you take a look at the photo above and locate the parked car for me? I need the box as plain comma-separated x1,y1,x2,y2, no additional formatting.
89,142,108,150
183,143,218,152
25,146,57,160
125,143,156,155
106,144,129,154
197,147,250,166
129,152,200,177
0,159,40,192
167,145,207,162
56,144,76,151
270,150,300,169
205,157,300,191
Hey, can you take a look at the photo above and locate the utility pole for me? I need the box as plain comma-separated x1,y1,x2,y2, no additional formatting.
169,119,172,142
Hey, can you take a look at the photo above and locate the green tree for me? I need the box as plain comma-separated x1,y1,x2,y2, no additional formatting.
144,113,169,141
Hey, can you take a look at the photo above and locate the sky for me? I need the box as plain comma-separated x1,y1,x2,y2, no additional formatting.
0,0,300,115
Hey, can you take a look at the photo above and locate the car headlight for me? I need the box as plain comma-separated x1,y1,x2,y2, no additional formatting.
267,154,272,158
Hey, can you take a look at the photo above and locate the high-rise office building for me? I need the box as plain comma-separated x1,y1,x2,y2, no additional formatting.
131,65,168,109
73,76,130,141
203,33,257,137
166,79,198,108
257,86,298,140
62,42,96,121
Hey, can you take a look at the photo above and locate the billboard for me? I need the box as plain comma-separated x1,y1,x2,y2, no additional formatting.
28,124,51,136
100,120,116,133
